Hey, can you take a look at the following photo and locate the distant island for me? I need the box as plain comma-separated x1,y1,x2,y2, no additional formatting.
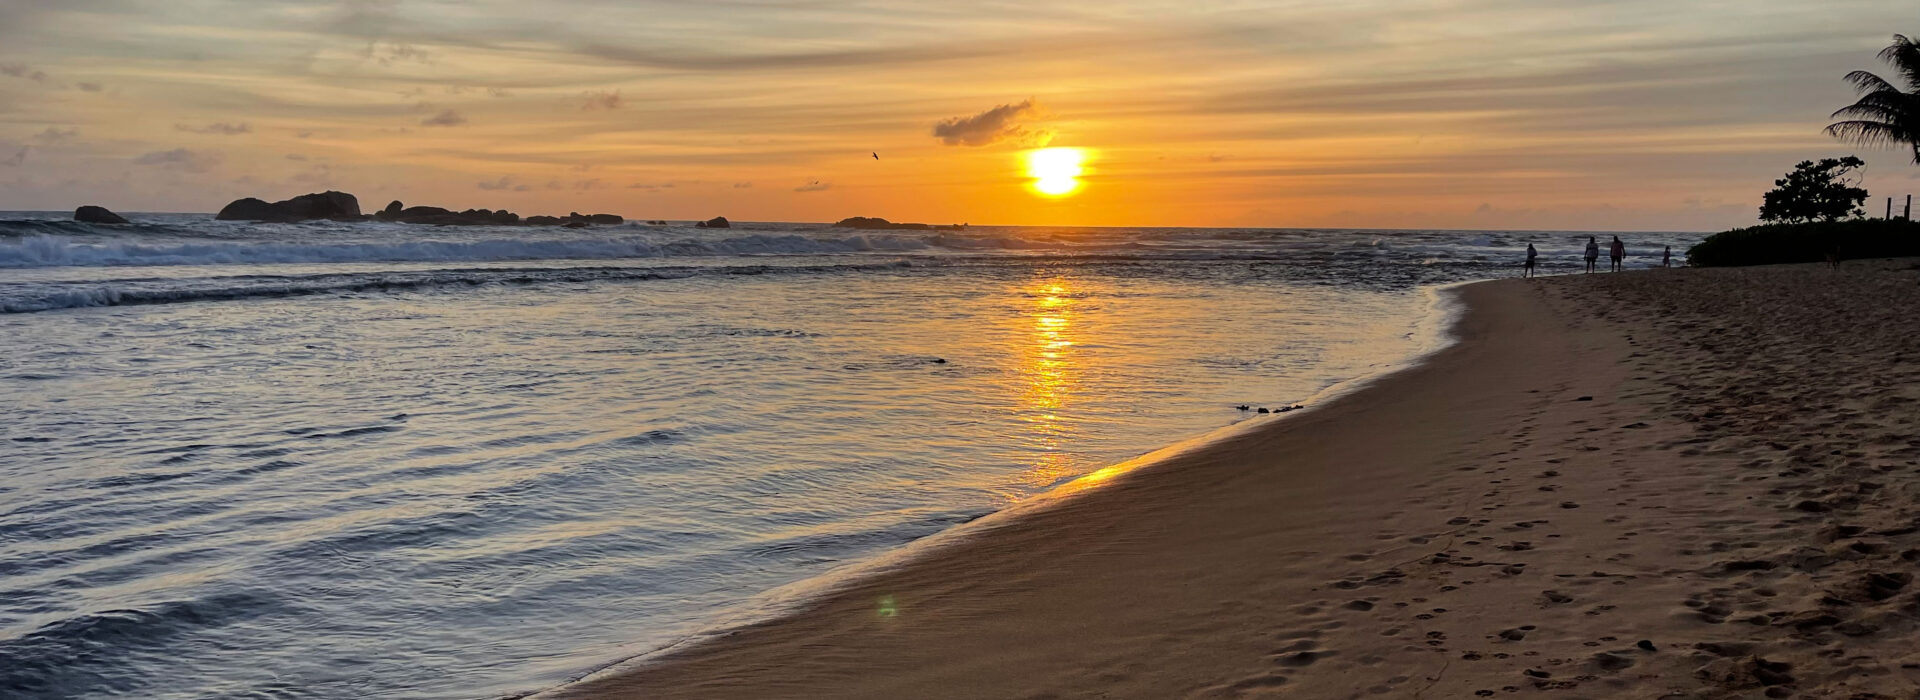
833,216,966,231
204,190,626,227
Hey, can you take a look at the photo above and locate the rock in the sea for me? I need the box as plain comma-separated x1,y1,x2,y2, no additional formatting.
697,216,731,229
216,197,281,221
834,216,964,230
525,215,561,226
587,213,623,225
73,205,129,224
382,200,404,217
215,190,361,222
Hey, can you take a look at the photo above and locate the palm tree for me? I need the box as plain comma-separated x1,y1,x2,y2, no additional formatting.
1826,34,1920,164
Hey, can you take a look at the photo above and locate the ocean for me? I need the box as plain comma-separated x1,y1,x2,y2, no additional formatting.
0,215,1698,699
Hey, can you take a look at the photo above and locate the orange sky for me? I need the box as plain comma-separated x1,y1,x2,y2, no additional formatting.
2,1,1917,230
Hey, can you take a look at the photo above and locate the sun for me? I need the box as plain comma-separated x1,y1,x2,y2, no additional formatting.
1025,147,1087,197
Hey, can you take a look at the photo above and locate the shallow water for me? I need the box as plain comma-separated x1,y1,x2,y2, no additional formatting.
0,216,1699,698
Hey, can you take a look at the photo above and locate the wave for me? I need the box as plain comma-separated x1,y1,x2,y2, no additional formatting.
0,261,911,314
0,233,950,268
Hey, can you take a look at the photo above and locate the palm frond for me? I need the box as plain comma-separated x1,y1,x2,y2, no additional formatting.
1825,120,1912,144
1878,34,1920,91
1843,70,1898,94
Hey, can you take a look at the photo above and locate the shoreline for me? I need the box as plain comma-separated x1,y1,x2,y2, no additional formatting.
540,260,1920,698
534,276,1613,698
529,283,1468,696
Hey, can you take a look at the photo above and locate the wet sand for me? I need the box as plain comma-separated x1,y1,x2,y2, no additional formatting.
542,260,1920,699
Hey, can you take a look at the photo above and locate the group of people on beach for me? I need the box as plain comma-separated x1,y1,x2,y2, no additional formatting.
1522,236,1672,278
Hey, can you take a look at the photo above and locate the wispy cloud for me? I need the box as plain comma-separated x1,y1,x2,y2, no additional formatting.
132,148,221,173
176,122,252,135
32,127,78,143
1,146,26,167
794,180,831,192
581,90,622,111
420,109,467,127
478,175,532,191
0,63,46,82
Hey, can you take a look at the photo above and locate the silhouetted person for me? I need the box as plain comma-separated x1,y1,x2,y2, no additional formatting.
1662,245,1672,268
1609,236,1625,272
1584,236,1599,274
1524,243,1538,278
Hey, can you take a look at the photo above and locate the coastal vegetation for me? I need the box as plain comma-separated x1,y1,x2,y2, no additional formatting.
1691,34,1920,267
1686,218,1920,267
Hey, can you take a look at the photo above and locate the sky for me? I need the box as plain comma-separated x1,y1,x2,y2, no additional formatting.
1,0,1917,230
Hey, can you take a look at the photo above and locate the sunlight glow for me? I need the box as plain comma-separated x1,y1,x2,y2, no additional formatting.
1025,148,1088,197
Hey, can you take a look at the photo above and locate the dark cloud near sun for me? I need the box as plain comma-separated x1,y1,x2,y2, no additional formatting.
933,99,1050,147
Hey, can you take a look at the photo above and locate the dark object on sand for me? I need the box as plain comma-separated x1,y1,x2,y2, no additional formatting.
1256,407,1270,414
833,216,965,231
1687,219,1920,267
74,205,129,224
697,216,731,229
216,191,361,222
1574,396,1593,401
1637,639,1657,651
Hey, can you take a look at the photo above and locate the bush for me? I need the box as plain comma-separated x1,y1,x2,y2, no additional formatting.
1687,218,1920,267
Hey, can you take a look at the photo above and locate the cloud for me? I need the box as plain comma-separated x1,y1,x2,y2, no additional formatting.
132,148,221,173
627,182,674,191
1,146,25,167
32,127,78,143
295,130,316,139
420,109,467,127
794,180,831,192
487,87,512,98
74,82,102,92
285,153,307,161
933,99,1049,147
732,182,753,188
581,90,622,110
0,63,47,82
175,122,252,135
364,41,432,66
478,175,532,191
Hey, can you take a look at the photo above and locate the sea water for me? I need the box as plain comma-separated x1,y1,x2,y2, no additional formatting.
0,216,1698,698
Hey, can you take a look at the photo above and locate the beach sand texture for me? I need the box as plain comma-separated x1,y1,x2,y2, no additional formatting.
546,261,1920,699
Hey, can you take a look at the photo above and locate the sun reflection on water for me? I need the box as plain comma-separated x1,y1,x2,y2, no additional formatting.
1015,276,1083,490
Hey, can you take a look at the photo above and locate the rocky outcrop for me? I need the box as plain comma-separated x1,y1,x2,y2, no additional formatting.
377,206,521,226
215,191,361,222
697,216,731,229
73,205,129,224
833,216,964,231
217,190,618,227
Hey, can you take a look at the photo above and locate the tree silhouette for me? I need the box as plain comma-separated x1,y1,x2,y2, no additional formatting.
1759,157,1868,224
1826,34,1920,164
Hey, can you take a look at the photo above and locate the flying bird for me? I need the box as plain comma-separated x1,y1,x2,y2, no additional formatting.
871,152,879,160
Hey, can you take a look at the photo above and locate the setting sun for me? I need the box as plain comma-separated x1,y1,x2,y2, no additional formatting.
1025,148,1088,197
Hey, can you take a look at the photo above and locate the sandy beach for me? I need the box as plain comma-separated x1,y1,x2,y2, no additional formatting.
543,260,1920,700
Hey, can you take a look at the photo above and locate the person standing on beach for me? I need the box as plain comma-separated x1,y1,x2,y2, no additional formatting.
1609,236,1625,272
1662,245,1672,268
1584,236,1599,274
1524,243,1539,278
